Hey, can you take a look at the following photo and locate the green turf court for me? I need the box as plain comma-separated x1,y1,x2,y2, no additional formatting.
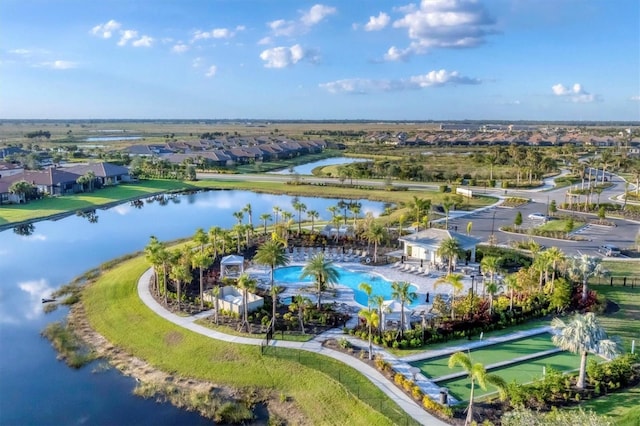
437,351,598,402
410,333,555,379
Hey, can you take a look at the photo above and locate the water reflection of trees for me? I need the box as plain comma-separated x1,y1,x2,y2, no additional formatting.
76,210,99,223
130,199,144,209
13,223,35,236
144,194,180,206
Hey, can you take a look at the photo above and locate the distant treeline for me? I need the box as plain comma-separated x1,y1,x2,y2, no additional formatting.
25,130,51,139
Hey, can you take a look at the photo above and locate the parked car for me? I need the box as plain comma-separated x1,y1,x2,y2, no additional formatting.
528,212,548,221
598,244,620,257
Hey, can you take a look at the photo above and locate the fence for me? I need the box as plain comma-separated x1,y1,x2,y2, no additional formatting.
260,345,420,426
592,275,640,289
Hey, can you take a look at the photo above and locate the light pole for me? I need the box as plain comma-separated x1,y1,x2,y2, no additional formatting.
490,210,496,246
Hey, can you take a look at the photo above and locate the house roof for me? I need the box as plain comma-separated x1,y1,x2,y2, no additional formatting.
399,228,481,250
65,162,130,178
221,254,244,265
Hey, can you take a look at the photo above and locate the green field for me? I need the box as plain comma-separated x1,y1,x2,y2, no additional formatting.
411,333,555,379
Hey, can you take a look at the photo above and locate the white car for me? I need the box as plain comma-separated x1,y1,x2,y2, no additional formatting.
528,212,547,221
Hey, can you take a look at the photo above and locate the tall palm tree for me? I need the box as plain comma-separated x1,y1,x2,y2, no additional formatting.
269,285,282,333
359,308,380,360
437,237,464,274
442,197,454,229
191,249,213,310
569,254,605,303
365,222,386,263
480,255,500,298
272,206,282,225
236,273,257,333
544,247,566,291
243,203,253,228
292,198,307,236
434,273,464,320
503,273,521,312
232,210,244,225
208,226,223,258
292,294,311,334
306,209,319,232
232,223,244,254
397,213,406,238
259,213,272,235
300,253,340,310
349,202,362,229
211,286,221,325
551,312,620,389
390,281,416,336
448,352,507,426
144,236,164,297
358,282,372,309
372,294,385,335
254,239,289,290
169,247,193,312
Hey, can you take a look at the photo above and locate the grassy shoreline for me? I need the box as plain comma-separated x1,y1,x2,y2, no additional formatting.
0,177,497,231
78,255,414,425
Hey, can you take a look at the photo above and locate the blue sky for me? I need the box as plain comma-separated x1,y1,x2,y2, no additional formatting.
1,0,639,121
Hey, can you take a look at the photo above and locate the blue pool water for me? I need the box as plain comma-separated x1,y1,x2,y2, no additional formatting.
273,265,420,307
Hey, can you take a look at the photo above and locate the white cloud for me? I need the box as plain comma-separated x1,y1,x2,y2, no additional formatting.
260,44,306,68
19,279,55,320
117,29,138,46
384,46,411,61
267,4,336,38
192,25,245,42
258,36,272,45
630,95,640,101
552,83,598,103
132,35,154,47
320,69,480,94
91,20,153,48
387,0,497,60
42,60,77,70
192,57,203,68
364,12,390,31
172,43,189,53
91,19,121,39
205,65,218,77
9,48,31,55
301,4,337,26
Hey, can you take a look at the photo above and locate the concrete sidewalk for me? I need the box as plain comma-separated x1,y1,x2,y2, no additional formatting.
137,268,449,426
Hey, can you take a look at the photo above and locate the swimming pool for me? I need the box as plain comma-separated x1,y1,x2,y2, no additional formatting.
273,265,420,307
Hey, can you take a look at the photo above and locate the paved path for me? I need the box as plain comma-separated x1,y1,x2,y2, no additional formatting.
137,268,449,426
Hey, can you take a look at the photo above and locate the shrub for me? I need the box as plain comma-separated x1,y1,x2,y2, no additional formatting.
422,395,453,418
412,385,423,400
394,373,405,386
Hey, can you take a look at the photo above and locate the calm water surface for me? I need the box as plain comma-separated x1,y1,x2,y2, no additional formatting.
0,189,384,425
269,156,368,175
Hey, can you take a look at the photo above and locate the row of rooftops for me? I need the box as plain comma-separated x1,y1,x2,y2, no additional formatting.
121,137,328,160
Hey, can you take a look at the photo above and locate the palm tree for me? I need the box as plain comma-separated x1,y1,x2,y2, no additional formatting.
292,294,311,334
448,352,507,426
358,282,372,309
236,273,257,333
551,312,620,389
232,210,244,225
372,294,385,335
269,285,282,333
169,247,193,312
254,239,289,290
359,308,380,360
208,226,223,258
434,273,464,320
437,237,464,274
292,198,307,236
365,222,386,263
306,209,319,232
232,223,244,253
570,254,605,303
243,203,253,228
503,273,520,312
300,253,340,310
390,281,416,336
211,286,221,325
485,281,498,315
272,206,282,225
191,249,213,310
259,213,272,235
442,196,454,229
144,235,164,297
397,213,406,238
544,247,566,291
349,202,362,229
480,255,500,298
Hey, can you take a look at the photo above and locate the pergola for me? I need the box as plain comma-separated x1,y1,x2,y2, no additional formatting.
220,254,244,279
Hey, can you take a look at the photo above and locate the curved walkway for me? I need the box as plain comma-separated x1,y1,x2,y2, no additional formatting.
137,268,449,426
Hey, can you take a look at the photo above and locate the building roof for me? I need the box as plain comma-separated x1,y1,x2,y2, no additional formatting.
399,228,481,250
65,162,130,178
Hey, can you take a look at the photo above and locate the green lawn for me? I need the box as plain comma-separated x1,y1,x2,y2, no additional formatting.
577,386,640,426
82,256,414,425
538,219,585,232
411,334,556,379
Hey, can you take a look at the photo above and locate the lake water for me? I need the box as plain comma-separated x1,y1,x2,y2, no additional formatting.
269,156,368,175
0,189,384,424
